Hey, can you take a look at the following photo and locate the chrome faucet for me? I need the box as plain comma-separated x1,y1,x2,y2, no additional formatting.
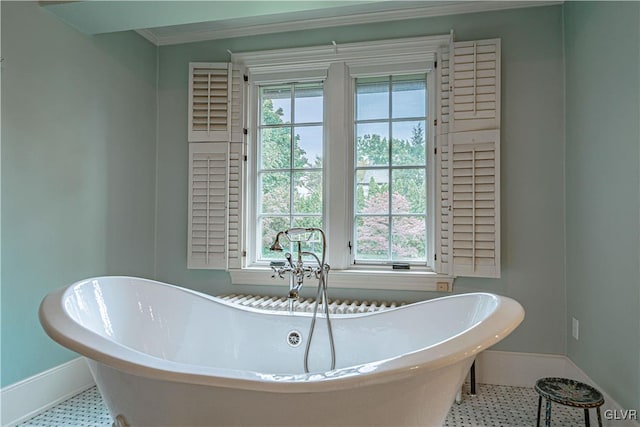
269,228,328,307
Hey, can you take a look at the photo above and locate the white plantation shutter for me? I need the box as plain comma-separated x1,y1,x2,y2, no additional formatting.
227,66,246,269
188,64,246,270
450,130,500,277
435,44,451,274
227,143,243,269
230,67,245,143
449,40,501,132
188,143,229,269
436,38,501,278
189,62,232,142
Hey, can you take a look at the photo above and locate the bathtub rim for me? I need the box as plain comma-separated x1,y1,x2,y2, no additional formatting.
39,276,524,393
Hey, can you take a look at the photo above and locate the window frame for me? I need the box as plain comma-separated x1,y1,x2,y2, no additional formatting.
232,35,454,291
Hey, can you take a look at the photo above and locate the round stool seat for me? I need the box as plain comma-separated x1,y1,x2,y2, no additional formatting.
534,377,604,426
535,377,604,408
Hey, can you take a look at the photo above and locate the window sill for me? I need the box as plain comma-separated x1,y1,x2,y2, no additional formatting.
228,268,453,292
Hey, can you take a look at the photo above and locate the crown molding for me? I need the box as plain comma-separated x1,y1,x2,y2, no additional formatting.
149,1,562,46
135,28,159,46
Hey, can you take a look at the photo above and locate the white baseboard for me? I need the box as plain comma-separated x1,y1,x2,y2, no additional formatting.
475,350,569,387
0,357,95,427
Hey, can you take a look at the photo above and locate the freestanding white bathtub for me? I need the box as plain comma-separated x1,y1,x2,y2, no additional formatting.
39,276,524,427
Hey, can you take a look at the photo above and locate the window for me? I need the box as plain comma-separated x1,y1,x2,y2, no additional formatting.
253,75,432,267
209,35,502,289
354,75,429,264
257,82,324,261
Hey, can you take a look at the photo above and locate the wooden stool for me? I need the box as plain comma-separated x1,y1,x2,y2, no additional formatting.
535,377,604,426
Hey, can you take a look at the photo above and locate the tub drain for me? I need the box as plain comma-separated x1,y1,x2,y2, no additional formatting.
287,330,302,347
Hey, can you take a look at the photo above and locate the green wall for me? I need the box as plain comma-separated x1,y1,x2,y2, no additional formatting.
1,2,158,386
564,1,640,411
155,5,567,355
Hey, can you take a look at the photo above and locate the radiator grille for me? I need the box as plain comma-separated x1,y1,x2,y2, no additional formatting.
218,294,405,315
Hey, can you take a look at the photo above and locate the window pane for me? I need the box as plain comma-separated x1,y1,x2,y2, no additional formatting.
260,127,291,170
260,216,290,260
294,83,323,123
260,172,290,214
261,86,291,125
392,75,426,119
294,171,322,214
294,126,322,168
392,169,426,214
293,216,323,229
356,77,389,121
356,169,388,214
293,216,323,258
391,216,426,261
356,122,389,166
355,216,389,260
392,121,426,166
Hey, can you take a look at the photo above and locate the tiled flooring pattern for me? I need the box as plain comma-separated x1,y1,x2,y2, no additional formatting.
20,387,111,427
21,383,589,426
446,384,587,426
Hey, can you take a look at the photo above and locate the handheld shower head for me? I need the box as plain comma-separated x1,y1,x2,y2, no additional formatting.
285,227,310,236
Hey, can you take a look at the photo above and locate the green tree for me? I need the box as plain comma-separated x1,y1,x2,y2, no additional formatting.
356,133,388,166
392,121,426,166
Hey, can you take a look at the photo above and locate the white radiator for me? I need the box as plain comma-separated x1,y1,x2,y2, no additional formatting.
218,294,405,315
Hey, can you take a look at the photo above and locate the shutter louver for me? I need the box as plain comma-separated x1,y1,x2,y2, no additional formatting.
436,38,501,278
188,143,229,269
189,63,232,142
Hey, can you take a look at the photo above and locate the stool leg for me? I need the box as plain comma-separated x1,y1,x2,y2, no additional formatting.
584,408,590,426
536,396,542,427
544,399,552,427
596,407,602,427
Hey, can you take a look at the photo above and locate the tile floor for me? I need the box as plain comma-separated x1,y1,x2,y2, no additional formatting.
20,383,588,426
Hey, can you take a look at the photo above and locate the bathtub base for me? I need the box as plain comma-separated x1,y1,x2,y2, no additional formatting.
89,359,471,427
112,414,129,427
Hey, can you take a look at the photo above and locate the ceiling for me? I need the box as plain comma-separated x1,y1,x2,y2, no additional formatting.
41,1,561,46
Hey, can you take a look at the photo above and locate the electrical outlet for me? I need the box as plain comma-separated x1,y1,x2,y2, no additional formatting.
437,282,449,292
572,317,579,340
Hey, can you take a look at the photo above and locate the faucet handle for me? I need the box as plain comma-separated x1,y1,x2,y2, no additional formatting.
313,263,330,279
269,261,286,279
